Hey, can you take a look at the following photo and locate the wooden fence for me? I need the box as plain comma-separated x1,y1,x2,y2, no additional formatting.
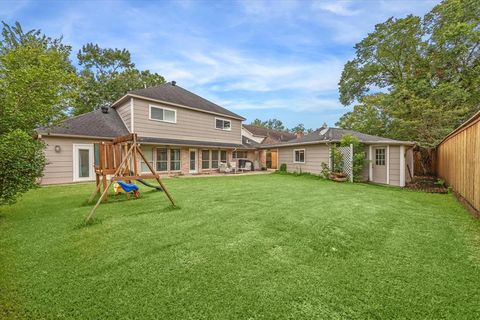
436,111,480,212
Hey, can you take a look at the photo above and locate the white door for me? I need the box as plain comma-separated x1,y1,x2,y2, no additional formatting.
73,144,94,182
189,149,197,173
372,147,387,184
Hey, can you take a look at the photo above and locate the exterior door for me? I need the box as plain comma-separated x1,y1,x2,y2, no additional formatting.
73,144,94,182
271,150,278,169
372,147,387,184
189,149,197,173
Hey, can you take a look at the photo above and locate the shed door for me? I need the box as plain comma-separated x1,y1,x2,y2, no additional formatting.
372,147,387,184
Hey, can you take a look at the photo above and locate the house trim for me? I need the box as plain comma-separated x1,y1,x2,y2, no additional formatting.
130,97,134,132
368,145,373,181
386,145,390,185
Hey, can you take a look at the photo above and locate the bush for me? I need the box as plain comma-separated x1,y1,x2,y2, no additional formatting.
279,163,287,172
0,130,46,205
320,162,330,179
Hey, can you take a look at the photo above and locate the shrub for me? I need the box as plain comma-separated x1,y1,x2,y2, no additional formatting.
0,130,46,205
320,162,330,179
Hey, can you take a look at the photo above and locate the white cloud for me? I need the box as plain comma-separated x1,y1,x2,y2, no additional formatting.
312,1,360,16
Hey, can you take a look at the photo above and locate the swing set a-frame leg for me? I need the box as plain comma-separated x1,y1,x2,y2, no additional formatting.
137,146,176,207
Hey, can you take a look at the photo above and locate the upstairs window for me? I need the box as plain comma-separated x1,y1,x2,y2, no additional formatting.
215,118,231,131
149,105,176,123
293,149,305,163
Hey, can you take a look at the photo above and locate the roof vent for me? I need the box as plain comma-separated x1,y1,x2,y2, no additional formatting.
319,122,328,136
171,81,176,86
100,105,109,114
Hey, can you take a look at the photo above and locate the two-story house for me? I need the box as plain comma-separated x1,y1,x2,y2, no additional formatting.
36,82,258,184
36,82,415,187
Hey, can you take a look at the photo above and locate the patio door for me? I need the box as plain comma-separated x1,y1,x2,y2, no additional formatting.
73,144,94,182
189,149,197,173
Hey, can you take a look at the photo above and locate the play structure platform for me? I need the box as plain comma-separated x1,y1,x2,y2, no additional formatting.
85,133,175,223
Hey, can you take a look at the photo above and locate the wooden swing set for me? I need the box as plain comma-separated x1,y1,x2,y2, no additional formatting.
85,133,175,224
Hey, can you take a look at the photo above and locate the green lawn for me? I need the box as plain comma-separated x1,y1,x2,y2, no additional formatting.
1,174,479,319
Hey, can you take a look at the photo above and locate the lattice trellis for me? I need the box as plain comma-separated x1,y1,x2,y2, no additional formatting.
337,144,354,182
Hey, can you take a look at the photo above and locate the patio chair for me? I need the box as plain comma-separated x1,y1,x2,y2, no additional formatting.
239,162,252,173
219,162,231,173
229,161,237,174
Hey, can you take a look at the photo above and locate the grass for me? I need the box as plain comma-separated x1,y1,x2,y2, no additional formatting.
1,173,479,319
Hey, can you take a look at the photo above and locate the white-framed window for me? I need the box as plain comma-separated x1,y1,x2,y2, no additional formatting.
202,150,210,169
212,150,219,169
140,146,154,172
170,149,181,171
293,149,305,163
156,148,168,172
375,148,386,165
233,151,248,159
220,150,227,163
149,105,176,123
215,117,231,131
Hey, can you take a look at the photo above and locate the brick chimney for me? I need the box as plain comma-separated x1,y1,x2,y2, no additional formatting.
296,131,304,139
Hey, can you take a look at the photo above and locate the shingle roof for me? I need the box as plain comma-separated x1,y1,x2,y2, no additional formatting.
262,127,414,147
242,135,262,148
36,108,129,138
242,124,296,142
138,136,253,149
124,82,245,120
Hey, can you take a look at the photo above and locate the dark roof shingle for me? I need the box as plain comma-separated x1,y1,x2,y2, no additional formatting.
125,83,245,120
36,108,129,138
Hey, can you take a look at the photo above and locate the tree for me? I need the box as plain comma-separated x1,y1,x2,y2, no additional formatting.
73,43,165,115
0,21,75,204
248,118,286,131
0,21,77,134
290,123,306,133
0,130,46,205
336,94,393,137
337,0,480,147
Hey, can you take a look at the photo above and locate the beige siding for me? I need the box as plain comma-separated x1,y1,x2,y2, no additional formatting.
278,144,329,174
40,136,104,185
116,100,131,132
132,98,242,144
389,146,400,186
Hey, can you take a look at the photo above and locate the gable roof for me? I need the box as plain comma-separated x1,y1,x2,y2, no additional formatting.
113,82,245,120
262,127,414,147
242,124,297,143
36,108,129,138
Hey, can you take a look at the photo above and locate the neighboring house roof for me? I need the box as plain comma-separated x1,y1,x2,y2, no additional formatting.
113,82,245,120
242,135,262,148
139,136,254,149
36,108,129,138
242,124,296,143
261,127,414,147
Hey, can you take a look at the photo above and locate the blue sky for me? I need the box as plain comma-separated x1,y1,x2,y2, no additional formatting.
1,0,439,129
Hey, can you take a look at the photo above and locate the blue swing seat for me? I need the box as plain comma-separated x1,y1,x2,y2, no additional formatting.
117,181,139,193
